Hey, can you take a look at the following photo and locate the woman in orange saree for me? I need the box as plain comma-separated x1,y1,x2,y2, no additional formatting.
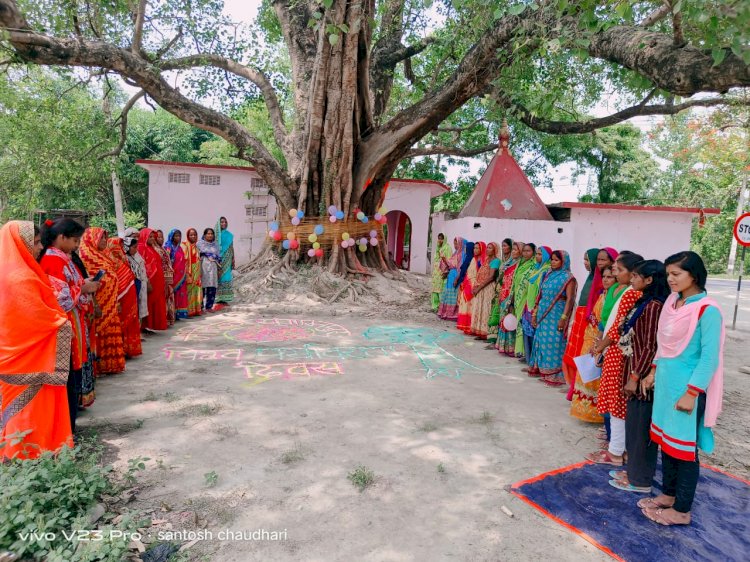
80,228,126,375
0,221,73,459
107,237,142,358
181,228,202,317
139,228,168,330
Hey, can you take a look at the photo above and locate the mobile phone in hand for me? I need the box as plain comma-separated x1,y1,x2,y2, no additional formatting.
93,269,106,282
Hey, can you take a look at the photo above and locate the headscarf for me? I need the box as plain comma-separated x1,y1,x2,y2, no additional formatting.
0,221,71,458
512,242,533,285
181,228,201,281
656,293,725,427
525,246,552,310
138,228,162,280
456,242,475,286
446,237,466,270
216,217,234,256
196,231,221,261
79,228,117,281
106,237,135,300
578,248,600,307
0,220,69,379
585,247,618,319
161,228,178,261
600,283,628,331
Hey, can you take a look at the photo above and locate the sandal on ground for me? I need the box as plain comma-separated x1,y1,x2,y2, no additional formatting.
608,479,651,493
585,450,624,466
609,470,627,480
637,497,674,510
641,507,690,526
541,376,565,387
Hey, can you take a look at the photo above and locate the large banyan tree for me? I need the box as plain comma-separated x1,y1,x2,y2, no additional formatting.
1,0,749,274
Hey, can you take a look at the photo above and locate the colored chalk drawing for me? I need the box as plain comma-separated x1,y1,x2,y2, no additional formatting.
240,361,343,386
363,326,498,380
175,317,351,344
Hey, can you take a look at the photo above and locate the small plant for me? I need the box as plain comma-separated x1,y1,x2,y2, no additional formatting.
476,410,494,425
204,471,219,487
347,465,375,492
124,456,150,484
417,421,438,433
163,392,180,403
180,402,221,417
280,443,305,465
437,463,446,473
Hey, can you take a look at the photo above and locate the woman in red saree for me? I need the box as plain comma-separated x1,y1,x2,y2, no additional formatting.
139,228,168,331
1,221,73,459
165,229,188,319
79,228,126,375
181,228,202,317
106,237,142,358
457,242,485,333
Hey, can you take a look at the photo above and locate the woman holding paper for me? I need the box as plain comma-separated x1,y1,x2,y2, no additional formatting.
586,251,644,466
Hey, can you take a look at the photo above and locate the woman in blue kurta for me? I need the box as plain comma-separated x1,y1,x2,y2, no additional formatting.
215,216,235,308
527,250,577,385
639,251,724,526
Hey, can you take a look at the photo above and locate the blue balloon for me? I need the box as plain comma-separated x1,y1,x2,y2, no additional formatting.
335,210,345,220
282,240,290,250
362,216,369,223
296,210,305,219
314,225,324,235
270,221,279,231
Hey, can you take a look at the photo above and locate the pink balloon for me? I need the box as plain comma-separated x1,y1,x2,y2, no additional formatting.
307,248,315,257
291,217,301,226
348,238,356,247
369,230,377,238
329,216,337,223
341,241,348,249
370,237,378,246
502,314,518,332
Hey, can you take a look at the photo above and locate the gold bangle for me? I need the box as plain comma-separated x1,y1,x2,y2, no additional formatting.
561,314,568,320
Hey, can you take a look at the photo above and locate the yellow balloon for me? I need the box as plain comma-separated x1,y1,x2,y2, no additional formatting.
342,232,350,240
379,206,388,214
313,242,320,250
308,234,317,243
287,232,296,240
288,208,298,218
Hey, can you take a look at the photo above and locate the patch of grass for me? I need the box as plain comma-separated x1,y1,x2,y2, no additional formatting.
204,471,219,488
83,418,144,435
417,421,438,433
179,402,222,417
211,424,239,440
142,391,180,403
437,463,446,473
141,391,160,402
347,465,376,492
0,433,142,561
474,410,495,425
280,443,306,465
163,392,180,403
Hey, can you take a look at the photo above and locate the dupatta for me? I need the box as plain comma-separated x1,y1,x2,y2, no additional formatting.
79,227,119,300
585,247,618,318
106,237,135,300
164,229,186,290
525,246,552,311
536,250,575,324
463,242,485,300
656,293,725,427
138,228,162,281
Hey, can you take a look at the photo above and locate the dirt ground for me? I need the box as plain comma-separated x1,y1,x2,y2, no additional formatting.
78,276,750,562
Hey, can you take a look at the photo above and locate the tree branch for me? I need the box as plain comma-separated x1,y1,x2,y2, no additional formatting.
162,54,289,155
153,26,183,60
0,2,296,208
376,36,435,68
405,143,499,158
131,0,147,55
585,24,750,95
491,90,747,134
640,2,671,27
99,89,144,159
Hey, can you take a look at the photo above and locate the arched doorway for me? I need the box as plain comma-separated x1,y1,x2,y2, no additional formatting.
385,210,412,270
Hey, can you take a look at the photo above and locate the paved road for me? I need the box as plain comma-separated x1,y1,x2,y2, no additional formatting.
707,279,750,334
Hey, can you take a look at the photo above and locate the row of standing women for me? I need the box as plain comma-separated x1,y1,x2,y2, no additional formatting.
0,217,236,461
432,236,724,526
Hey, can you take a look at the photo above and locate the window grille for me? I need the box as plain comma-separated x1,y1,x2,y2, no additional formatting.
168,172,190,184
199,174,221,186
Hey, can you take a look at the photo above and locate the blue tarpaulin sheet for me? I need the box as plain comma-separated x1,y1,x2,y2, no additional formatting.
511,460,750,561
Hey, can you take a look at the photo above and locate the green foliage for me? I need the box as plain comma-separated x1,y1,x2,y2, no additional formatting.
648,110,749,274
0,444,135,561
347,465,376,492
